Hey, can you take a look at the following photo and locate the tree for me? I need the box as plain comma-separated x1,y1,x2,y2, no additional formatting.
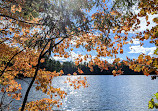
0,0,157,110
0,0,93,110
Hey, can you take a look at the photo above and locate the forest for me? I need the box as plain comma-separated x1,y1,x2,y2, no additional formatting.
38,56,144,75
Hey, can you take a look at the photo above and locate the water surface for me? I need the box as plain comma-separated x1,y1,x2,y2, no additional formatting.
12,75,158,110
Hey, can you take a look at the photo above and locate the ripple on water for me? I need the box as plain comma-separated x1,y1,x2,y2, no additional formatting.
7,75,158,111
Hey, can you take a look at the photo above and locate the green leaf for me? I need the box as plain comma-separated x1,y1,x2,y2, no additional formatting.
148,98,154,109
154,47,158,55
154,93,158,100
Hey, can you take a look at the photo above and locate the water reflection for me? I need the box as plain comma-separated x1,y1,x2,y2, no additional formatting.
54,75,158,111
9,75,158,110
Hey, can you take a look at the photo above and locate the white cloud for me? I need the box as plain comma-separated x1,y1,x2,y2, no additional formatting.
128,4,158,33
70,40,77,45
53,56,69,62
129,45,156,55
52,51,84,62
132,39,140,44
99,57,114,64
128,39,140,45
52,51,115,64
136,14,158,32
70,51,83,60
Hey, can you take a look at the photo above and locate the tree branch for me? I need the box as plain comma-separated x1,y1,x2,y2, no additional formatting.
20,35,67,110
20,40,50,111
0,49,25,77
0,37,38,77
42,37,67,57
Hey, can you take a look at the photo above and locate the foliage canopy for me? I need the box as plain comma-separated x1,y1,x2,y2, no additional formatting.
0,0,157,110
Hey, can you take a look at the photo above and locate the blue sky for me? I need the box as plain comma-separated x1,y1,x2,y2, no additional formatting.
52,33,156,63
51,1,157,63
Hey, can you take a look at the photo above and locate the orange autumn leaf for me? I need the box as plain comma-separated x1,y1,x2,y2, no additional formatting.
73,72,77,75
40,58,45,63
110,11,117,15
60,70,64,74
78,68,84,74
0,0,157,110
120,49,123,54
112,70,116,75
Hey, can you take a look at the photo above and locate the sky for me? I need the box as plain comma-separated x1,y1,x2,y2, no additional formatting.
51,1,157,64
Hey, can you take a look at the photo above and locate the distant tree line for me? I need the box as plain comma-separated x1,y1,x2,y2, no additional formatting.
40,57,144,75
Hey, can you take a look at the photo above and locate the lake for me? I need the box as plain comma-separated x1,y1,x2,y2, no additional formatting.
10,75,158,111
